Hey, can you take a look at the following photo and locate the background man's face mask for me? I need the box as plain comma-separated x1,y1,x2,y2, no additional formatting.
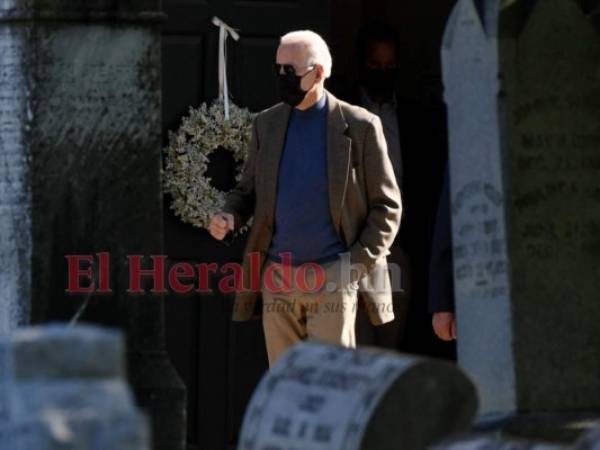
361,67,398,98
276,65,316,107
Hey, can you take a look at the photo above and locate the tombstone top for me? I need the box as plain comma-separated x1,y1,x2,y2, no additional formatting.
0,0,164,22
10,323,125,380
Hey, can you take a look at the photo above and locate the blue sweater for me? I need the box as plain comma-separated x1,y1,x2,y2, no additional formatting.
267,93,347,265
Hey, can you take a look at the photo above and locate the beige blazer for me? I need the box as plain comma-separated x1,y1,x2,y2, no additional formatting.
223,89,402,325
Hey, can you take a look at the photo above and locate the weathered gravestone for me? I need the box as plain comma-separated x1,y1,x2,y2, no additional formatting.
429,434,564,450
0,2,185,448
442,0,600,416
572,427,600,450
0,323,149,450
238,342,478,450
435,426,600,450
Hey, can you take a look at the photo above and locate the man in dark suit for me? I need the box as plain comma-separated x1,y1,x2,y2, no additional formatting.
337,21,452,356
428,167,456,341
344,22,409,350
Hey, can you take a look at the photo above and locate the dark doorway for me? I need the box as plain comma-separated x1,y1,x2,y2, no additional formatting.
160,1,456,448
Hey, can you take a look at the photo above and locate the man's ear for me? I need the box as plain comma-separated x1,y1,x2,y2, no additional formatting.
316,64,325,83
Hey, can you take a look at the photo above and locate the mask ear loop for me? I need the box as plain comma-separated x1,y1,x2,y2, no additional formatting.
299,65,318,93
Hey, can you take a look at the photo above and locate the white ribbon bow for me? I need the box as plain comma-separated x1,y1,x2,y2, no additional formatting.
211,16,240,120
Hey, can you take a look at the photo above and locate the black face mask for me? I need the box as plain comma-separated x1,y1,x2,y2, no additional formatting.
277,72,313,107
360,68,397,98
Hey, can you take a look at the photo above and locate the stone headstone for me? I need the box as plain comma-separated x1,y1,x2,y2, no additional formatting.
0,3,185,448
238,342,478,450
572,428,600,450
0,23,31,333
0,323,149,450
429,435,563,450
442,0,600,415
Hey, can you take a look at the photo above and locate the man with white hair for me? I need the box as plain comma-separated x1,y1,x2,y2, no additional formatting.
209,30,402,367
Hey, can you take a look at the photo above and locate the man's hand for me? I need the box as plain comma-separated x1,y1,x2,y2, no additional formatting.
209,212,234,240
432,312,456,341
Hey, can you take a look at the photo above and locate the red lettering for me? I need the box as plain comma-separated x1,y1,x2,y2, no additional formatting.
65,255,95,293
127,255,166,294
168,262,195,294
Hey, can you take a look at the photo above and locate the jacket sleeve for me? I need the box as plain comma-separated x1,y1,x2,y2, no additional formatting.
428,166,455,313
349,115,403,276
222,115,259,231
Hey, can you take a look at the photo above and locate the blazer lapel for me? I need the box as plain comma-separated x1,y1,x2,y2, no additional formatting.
325,90,352,241
262,103,291,223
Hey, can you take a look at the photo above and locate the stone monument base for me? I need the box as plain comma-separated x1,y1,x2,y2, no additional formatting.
473,411,600,443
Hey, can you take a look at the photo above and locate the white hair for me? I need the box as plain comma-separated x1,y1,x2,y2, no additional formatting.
280,30,332,78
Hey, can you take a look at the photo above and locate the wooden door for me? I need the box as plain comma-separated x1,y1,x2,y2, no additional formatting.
160,2,331,449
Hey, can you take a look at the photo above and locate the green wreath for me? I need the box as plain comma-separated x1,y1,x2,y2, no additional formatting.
162,99,256,233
